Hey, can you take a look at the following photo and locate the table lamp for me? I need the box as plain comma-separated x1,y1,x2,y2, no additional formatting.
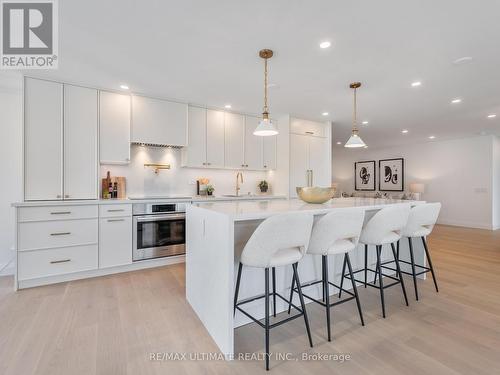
409,183,425,201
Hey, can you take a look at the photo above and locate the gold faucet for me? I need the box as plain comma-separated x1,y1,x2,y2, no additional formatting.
236,172,244,196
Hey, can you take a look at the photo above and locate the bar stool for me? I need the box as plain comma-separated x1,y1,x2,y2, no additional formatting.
233,212,314,371
344,205,410,318
381,203,441,300
287,209,366,342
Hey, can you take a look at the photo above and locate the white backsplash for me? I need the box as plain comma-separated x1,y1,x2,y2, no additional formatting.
100,145,272,197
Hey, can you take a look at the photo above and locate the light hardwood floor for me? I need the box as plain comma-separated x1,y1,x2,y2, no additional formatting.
1,225,499,374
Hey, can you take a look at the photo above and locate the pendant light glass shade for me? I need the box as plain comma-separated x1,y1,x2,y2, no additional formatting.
255,49,278,136
345,82,367,148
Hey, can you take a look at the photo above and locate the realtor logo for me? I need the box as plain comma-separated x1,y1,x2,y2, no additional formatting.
1,0,58,69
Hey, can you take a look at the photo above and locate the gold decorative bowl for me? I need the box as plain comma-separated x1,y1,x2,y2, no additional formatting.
296,187,335,204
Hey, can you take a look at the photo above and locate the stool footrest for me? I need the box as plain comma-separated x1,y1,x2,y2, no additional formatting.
295,278,356,308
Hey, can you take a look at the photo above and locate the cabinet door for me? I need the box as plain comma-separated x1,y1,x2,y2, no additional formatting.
131,95,187,146
224,112,245,168
99,216,132,268
64,85,98,200
206,109,225,167
99,91,131,164
24,78,63,201
183,106,207,167
290,117,326,137
244,116,263,170
308,136,330,187
263,135,277,170
289,134,309,198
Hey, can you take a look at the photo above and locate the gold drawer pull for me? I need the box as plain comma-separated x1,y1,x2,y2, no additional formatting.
50,211,71,215
305,131,314,135
50,232,71,236
107,209,125,212
107,219,125,222
50,259,71,264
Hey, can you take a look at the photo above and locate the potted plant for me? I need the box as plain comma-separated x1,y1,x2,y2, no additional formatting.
206,185,215,196
258,180,269,193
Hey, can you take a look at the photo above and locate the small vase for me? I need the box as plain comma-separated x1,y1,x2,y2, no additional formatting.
207,191,213,196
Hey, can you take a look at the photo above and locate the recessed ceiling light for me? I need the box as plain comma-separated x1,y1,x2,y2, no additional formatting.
487,114,497,118
402,129,409,134
411,81,422,87
452,56,473,65
224,104,231,109
120,84,129,90
428,135,436,139
362,121,369,125
319,41,331,49
451,98,462,104
322,112,329,116
336,142,342,145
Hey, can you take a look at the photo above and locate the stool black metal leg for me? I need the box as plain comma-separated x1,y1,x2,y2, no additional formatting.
376,245,386,318
408,237,419,301
364,244,368,288
292,263,313,347
234,262,242,315
345,252,364,326
321,255,326,302
396,240,400,261
287,270,295,314
338,253,347,298
422,236,439,292
272,267,277,317
264,268,270,371
391,242,409,306
323,255,332,341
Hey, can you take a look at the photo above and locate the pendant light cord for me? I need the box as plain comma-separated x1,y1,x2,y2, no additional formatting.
353,86,358,132
263,57,268,114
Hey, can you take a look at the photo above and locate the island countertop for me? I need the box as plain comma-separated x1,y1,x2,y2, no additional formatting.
192,197,422,221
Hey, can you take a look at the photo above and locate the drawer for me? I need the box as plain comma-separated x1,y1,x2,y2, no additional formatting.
290,118,326,137
18,244,98,280
18,205,98,222
19,218,98,251
99,204,132,218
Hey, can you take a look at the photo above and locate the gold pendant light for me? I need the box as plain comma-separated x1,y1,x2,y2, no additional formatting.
345,82,367,148
253,49,278,136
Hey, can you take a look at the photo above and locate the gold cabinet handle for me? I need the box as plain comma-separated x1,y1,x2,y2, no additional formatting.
50,232,71,236
64,195,70,198
107,209,124,212
50,259,71,264
107,219,125,222
50,211,71,215
305,131,314,135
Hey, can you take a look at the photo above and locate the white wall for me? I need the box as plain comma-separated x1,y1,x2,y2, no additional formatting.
332,135,497,229
101,145,272,197
0,72,23,273
493,136,500,230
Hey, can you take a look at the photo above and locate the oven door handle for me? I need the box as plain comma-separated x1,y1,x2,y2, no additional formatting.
135,213,185,222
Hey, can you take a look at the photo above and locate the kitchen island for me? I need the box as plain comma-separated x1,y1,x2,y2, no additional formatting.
186,198,425,358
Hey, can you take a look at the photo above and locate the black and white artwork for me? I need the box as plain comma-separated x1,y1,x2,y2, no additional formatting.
354,160,376,191
379,158,404,191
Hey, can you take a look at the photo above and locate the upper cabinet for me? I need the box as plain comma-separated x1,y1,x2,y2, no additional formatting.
224,112,245,169
24,78,98,201
24,78,63,201
206,109,225,167
131,95,187,146
244,116,264,169
99,91,131,164
290,118,326,137
64,85,98,199
183,106,207,168
263,135,277,170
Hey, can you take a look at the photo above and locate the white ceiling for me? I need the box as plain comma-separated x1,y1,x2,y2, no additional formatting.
27,0,500,148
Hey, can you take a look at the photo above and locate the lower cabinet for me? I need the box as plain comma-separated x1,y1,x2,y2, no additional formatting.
99,216,132,268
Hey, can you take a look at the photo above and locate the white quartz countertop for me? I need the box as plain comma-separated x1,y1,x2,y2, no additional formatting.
12,195,286,207
192,197,423,221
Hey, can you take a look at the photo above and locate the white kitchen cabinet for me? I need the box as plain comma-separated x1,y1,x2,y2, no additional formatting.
64,85,98,200
24,78,63,201
131,95,187,146
289,132,331,198
183,106,207,167
263,135,277,170
206,109,225,167
224,112,245,168
99,91,131,164
290,117,326,137
99,215,132,268
244,116,263,170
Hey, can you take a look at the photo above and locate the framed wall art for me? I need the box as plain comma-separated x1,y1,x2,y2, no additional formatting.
354,160,376,191
379,158,404,191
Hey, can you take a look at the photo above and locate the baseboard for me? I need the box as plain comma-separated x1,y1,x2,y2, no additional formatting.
437,219,493,230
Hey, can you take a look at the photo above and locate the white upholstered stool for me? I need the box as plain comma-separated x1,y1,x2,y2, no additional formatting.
345,205,410,318
381,203,441,300
288,210,365,342
233,212,314,371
